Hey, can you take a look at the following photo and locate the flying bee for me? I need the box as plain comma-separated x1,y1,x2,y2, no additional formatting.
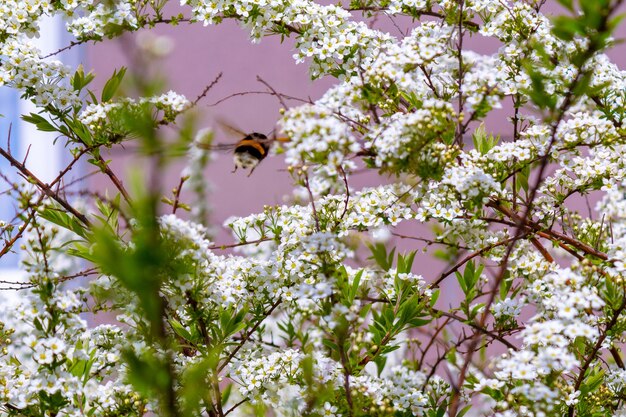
210,120,289,176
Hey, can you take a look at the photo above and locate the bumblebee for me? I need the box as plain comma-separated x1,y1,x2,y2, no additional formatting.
212,121,289,176
231,132,273,174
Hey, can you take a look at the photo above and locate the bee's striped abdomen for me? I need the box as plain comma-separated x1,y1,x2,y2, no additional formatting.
234,140,266,159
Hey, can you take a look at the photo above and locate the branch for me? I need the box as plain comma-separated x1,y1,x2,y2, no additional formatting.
303,171,321,232
431,234,527,288
217,299,282,373
568,295,626,416
347,6,480,30
489,200,608,261
256,76,289,110
0,146,91,227
192,72,223,107
207,237,271,251
433,309,518,350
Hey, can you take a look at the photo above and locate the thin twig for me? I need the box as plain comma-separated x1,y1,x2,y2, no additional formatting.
303,172,321,232
0,146,91,226
207,237,271,251
256,76,289,110
337,165,350,224
431,234,526,288
217,299,282,373
192,72,223,107
171,176,188,214
208,90,310,107
433,309,518,350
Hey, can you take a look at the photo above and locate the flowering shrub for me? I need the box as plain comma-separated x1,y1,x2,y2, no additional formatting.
1,0,626,416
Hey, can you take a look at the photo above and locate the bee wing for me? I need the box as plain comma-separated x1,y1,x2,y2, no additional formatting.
208,142,238,152
215,117,247,138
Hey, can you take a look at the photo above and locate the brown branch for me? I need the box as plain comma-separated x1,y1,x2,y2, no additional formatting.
171,176,188,214
0,146,91,226
217,299,282,373
431,234,526,288
391,232,470,250
529,236,554,263
347,6,480,30
337,164,350,224
418,316,453,370
256,76,289,110
41,39,89,59
433,309,518,350
208,90,310,108
0,208,36,259
339,343,354,417
224,399,248,416
192,72,223,107
207,237,271,251
568,296,626,416
610,346,625,369
303,171,321,232
489,200,608,261
94,154,132,203
448,16,620,410
454,0,466,148
41,16,194,60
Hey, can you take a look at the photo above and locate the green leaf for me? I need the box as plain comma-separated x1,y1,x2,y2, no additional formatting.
123,349,171,396
169,319,194,342
499,271,512,299
429,289,440,307
458,404,473,417
219,309,247,340
39,205,89,239
374,354,387,376
88,90,98,104
552,16,583,41
456,270,468,294
349,269,363,303
221,383,232,405
101,67,127,102
397,251,417,274
71,65,96,92
367,243,395,271
22,113,57,132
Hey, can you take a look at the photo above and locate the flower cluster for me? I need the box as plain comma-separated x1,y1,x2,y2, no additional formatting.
78,91,191,143
182,0,394,77
475,267,605,415
0,0,138,112
66,1,137,40
80,91,190,127
0,40,80,109
0,224,143,416
352,367,448,416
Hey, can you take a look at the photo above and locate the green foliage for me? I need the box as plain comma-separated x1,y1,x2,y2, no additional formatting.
472,125,500,155
21,112,57,132
102,68,127,102
455,261,485,319
367,242,396,271
71,65,96,93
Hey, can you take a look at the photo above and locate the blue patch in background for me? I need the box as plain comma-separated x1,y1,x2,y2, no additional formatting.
0,87,21,268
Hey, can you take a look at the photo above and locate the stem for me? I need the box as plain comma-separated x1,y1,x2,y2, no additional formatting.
0,146,91,226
